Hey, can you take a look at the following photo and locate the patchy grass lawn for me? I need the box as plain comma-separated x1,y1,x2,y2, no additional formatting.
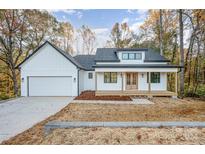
2,97,205,145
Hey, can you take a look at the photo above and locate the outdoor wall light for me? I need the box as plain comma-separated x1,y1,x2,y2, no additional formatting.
21,77,24,82
73,77,76,82
141,73,144,78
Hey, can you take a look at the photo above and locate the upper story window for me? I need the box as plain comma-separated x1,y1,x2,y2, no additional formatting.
122,53,142,60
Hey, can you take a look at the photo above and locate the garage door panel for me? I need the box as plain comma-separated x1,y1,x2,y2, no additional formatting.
29,76,72,96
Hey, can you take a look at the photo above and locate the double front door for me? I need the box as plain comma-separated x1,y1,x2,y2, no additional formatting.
126,72,138,90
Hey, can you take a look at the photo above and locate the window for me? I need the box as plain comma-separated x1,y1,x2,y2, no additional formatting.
147,72,160,83
135,53,142,60
104,72,117,83
129,53,135,60
88,72,93,79
122,53,142,60
122,53,129,60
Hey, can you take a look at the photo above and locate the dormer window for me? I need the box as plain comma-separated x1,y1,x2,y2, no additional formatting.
122,53,142,60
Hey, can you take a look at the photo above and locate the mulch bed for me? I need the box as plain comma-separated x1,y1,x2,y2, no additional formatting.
74,91,132,101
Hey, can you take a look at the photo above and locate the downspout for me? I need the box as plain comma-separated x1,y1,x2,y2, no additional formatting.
77,68,80,96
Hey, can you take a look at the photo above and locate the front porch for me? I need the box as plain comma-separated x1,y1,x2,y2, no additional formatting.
95,90,177,97
94,69,178,97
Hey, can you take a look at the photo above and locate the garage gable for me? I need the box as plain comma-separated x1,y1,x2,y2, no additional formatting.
18,41,83,70
23,44,76,71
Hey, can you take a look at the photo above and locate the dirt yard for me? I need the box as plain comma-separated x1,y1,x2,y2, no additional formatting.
58,97,205,121
2,97,205,145
74,91,132,101
41,127,205,145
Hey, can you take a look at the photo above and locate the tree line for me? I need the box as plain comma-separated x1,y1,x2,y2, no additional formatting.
0,9,96,98
0,9,204,99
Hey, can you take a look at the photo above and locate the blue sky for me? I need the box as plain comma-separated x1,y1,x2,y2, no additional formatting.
51,9,148,29
49,9,148,53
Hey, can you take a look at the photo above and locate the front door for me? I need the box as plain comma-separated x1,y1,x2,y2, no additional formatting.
126,73,138,90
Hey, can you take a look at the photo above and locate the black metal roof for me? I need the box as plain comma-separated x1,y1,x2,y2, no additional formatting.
144,49,170,62
94,48,120,62
94,48,170,62
17,41,178,70
74,55,96,71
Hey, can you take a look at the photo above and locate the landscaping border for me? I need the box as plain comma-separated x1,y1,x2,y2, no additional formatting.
44,121,205,135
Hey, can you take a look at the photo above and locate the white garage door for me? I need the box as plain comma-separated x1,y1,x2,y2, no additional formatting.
28,76,72,96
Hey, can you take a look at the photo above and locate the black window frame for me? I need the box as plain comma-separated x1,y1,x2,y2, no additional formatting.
147,72,160,83
88,72,93,79
135,53,142,60
104,72,117,83
122,53,129,60
122,53,142,60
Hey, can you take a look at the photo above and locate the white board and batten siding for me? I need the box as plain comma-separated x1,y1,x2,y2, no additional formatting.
96,72,122,91
20,43,78,96
96,72,167,91
79,70,95,94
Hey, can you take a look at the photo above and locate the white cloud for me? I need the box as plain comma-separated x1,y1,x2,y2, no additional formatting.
121,17,129,23
127,9,148,15
93,28,109,35
127,9,148,22
130,21,144,34
137,9,148,15
93,28,110,49
76,11,83,19
48,9,83,19
127,9,136,14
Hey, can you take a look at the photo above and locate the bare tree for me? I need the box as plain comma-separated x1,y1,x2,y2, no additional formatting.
78,25,96,55
56,22,74,55
159,9,163,55
108,22,134,48
179,9,184,98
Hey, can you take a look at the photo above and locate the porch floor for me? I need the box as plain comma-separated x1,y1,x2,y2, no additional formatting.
95,90,177,97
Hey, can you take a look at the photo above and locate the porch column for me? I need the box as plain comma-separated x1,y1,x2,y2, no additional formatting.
175,72,178,94
95,72,97,91
148,72,151,93
121,72,123,92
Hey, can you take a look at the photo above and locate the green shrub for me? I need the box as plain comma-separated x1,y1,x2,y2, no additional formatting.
0,94,10,100
196,84,205,97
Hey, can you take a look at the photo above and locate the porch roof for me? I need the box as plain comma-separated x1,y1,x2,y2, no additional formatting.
93,64,181,68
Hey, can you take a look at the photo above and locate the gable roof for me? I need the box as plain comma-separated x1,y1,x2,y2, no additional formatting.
94,48,170,62
17,42,174,71
74,55,96,71
16,41,85,70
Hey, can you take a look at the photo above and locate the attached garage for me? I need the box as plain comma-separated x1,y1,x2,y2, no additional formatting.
18,41,84,97
28,76,72,96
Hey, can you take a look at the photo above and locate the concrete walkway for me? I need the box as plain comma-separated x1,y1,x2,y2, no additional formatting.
72,99,154,105
0,97,73,143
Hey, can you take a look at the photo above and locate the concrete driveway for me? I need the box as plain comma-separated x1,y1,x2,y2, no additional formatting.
0,97,73,143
